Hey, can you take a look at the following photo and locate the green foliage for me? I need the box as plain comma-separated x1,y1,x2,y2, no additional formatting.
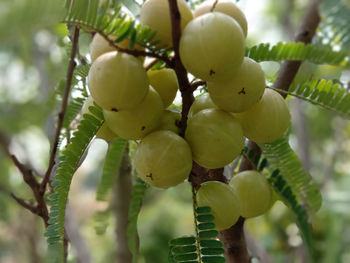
93,209,111,235
267,169,314,262
260,135,322,213
269,78,350,119
319,0,350,51
168,190,226,263
64,0,163,51
62,64,90,130
96,138,128,201
45,105,104,260
128,178,149,263
246,42,348,66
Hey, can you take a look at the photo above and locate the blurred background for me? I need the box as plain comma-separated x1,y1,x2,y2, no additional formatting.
0,0,350,262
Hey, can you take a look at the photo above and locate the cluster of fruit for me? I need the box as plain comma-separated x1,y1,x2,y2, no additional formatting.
83,0,291,229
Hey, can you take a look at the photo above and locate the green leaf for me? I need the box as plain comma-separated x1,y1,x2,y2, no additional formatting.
96,138,127,201
270,78,350,119
170,237,196,246
45,105,104,259
268,169,314,262
127,178,148,263
260,135,322,212
246,42,348,65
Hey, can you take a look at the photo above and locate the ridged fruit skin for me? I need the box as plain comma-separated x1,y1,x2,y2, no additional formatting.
196,181,241,230
90,33,145,63
147,68,179,108
208,57,266,113
134,130,192,188
233,89,291,143
179,12,245,81
103,87,163,140
194,0,248,37
139,0,193,47
88,51,149,111
185,109,244,169
188,93,217,118
230,171,272,218
157,110,181,134
81,96,119,142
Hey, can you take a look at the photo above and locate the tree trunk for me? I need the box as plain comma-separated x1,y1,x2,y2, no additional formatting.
113,144,133,263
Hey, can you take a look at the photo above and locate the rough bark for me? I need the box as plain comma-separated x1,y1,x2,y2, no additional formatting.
114,144,133,263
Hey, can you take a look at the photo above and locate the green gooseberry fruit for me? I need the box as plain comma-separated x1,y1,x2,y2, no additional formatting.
185,108,244,169
233,89,291,143
229,170,272,218
88,51,149,111
188,93,217,118
147,68,179,108
81,96,119,142
179,12,245,81
196,181,241,230
193,0,248,37
157,109,181,134
139,0,193,47
103,87,163,140
208,57,266,113
90,33,145,63
133,130,192,188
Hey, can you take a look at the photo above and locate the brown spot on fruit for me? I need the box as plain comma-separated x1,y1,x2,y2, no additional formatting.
238,88,246,95
141,126,146,131
146,173,153,180
111,108,118,112
209,69,216,76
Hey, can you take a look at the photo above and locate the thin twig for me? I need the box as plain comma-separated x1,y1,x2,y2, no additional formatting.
145,58,161,71
41,26,80,191
99,33,173,68
190,80,206,92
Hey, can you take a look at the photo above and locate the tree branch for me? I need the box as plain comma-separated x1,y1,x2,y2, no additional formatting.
99,33,172,68
168,0,194,136
41,26,80,190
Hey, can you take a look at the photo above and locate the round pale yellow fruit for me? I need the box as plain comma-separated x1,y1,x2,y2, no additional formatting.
230,170,272,218
90,33,145,63
233,89,291,143
188,93,217,118
185,109,244,169
81,96,119,142
194,0,248,37
196,181,241,230
103,87,163,140
208,58,266,113
147,68,179,108
88,51,149,111
157,110,181,134
139,0,193,47
180,12,245,81
134,130,192,188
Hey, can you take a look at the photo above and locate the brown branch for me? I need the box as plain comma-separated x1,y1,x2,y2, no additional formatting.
0,129,49,225
41,26,80,190
99,33,172,68
190,80,206,92
10,193,38,213
168,0,194,136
